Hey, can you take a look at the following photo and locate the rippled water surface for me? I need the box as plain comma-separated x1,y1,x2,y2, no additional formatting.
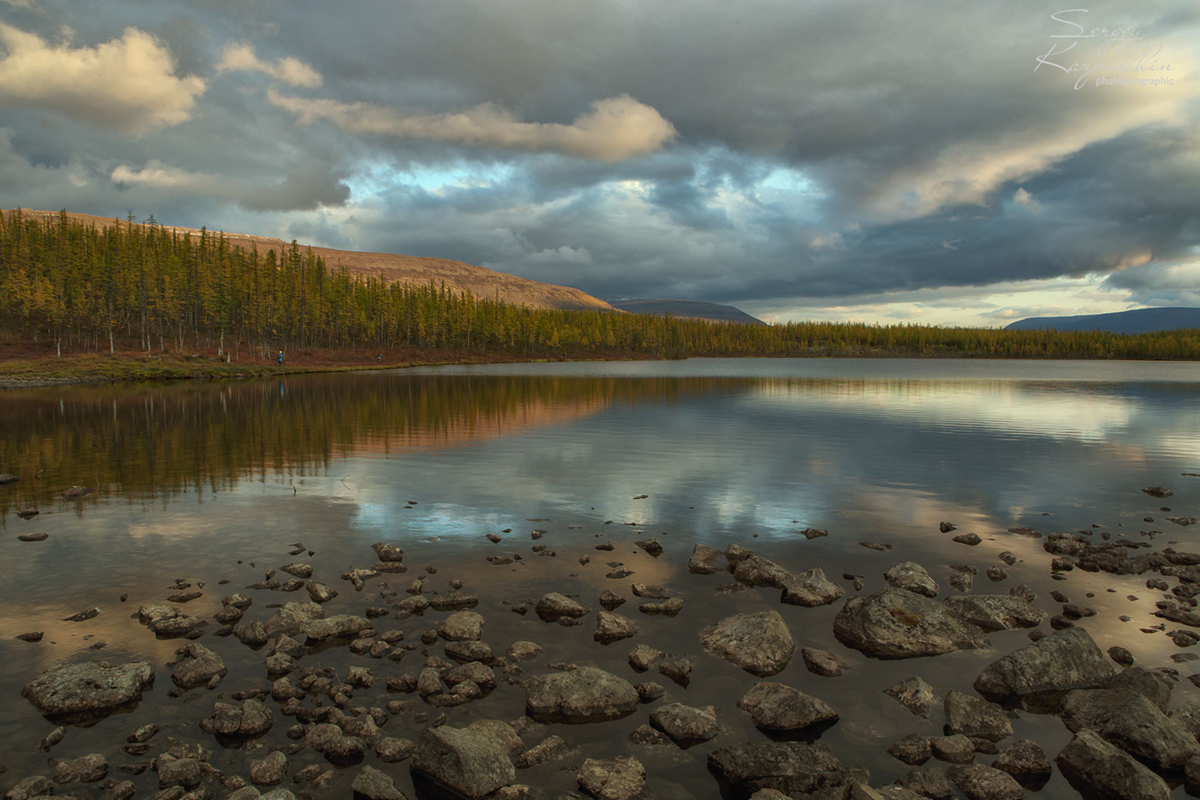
3,358,1200,798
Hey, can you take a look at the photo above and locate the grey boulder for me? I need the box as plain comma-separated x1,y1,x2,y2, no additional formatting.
22,660,154,718
833,588,988,659
1056,729,1169,800
737,682,838,733
411,722,517,800
973,627,1116,707
700,610,795,676
524,666,638,723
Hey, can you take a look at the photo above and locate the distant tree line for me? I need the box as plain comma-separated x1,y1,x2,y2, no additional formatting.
2,209,1199,360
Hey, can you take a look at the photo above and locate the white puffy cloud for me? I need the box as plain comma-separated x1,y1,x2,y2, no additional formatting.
0,24,206,133
267,90,677,162
216,42,321,88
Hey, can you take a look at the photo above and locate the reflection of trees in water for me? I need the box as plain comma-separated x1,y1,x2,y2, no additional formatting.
0,374,749,516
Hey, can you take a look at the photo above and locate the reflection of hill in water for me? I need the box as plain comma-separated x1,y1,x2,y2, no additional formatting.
0,374,750,517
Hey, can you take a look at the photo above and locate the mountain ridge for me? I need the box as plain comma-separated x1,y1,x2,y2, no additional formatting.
608,298,765,325
1005,307,1200,334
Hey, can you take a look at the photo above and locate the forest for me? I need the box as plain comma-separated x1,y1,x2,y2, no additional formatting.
3,209,1200,361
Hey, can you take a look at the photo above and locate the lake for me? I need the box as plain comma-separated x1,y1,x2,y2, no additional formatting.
2,358,1200,798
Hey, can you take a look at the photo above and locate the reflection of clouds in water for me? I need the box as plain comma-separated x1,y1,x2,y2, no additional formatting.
750,381,1139,444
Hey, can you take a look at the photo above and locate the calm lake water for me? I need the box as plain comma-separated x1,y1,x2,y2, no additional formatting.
2,358,1200,798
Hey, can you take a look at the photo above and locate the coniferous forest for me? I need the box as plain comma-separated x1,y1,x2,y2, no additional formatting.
2,209,1200,363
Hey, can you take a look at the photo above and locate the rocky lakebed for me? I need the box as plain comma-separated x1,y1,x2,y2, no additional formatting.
4,478,1200,800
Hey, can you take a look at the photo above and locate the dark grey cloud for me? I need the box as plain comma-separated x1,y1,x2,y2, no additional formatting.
0,0,1196,320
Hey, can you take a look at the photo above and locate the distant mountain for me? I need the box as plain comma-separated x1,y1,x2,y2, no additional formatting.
1005,308,1200,334
608,298,766,325
15,210,614,313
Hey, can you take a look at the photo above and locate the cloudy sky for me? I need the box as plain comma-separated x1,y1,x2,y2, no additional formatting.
0,0,1196,326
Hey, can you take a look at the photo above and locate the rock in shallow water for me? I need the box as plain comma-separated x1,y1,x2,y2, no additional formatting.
649,702,719,746
972,627,1116,707
943,690,1012,743
737,682,838,733
708,741,852,797
780,566,844,607
577,756,651,800
833,587,989,659
700,610,795,676
884,676,938,718
884,562,939,598
1059,687,1200,773
22,660,154,718
411,722,517,799
941,595,1045,632
352,765,408,800
1056,729,1169,800
524,666,638,723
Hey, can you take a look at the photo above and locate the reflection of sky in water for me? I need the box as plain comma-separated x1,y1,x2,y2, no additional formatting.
2,360,1200,798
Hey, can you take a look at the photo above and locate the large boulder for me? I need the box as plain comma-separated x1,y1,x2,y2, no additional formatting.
524,666,638,723
22,660,154,719
688,544,726,575
737,682,838,733
833,588,988,659
263,601,324,636
780,567,844,607
973,627,1116,707
1056,729,1170,799
411,723,516,800
707,741,852,797
700,611,795,676
1059,688,1200,773
941,595,1045,632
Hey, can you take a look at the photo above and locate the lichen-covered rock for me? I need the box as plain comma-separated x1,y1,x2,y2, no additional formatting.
22,660,154,718
351,765,408,800
202,698,273,737
5,776,54,800
577,756,651,800
438,610,484,641
688,544,725,574
411,723,516,799
700,610,795,676
801,647,847,677
944,690,1012,742
973,627,1116,707
535,593,590,622
1056,729,1170,800
1059,687,1200,773
780,566,844,607
649,702,719,746
53,753,108,784
249,750,288,786
737,682,838,733
524,667,638,723
884,562,939,598
707,741,851,797
171,643,227,689
884,676,937,718
595,612,638,644
941,595,1045,632
946,764,1023,800
834,588,988,659
300,614,372,641
991,740,1050,777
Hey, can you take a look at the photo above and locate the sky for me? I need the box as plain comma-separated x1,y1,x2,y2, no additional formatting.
0,0,1197,327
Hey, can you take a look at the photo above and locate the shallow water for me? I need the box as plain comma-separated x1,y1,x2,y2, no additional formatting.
2,358,1200,798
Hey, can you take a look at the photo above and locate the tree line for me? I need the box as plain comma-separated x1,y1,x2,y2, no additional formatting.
2,209,1199,360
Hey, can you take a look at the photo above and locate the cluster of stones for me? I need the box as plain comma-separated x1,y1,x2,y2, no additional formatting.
9,487,1200,800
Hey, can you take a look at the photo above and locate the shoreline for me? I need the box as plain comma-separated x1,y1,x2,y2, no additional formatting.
5,347,1200,390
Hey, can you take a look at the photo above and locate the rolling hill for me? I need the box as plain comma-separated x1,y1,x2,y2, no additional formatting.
14,210,614,312
1005,308,1200,334
608,298,766,325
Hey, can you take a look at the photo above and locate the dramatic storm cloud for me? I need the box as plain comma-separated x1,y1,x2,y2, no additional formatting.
0,0,1196,325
